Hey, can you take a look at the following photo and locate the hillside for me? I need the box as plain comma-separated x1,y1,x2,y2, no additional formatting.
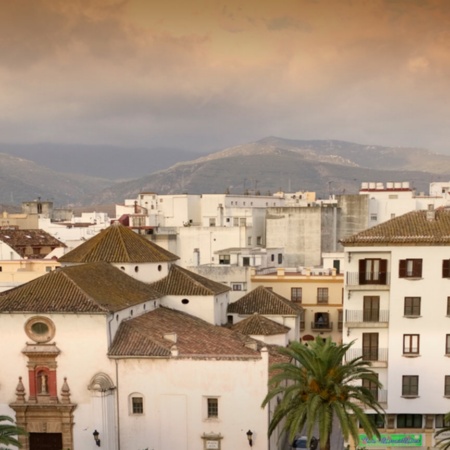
88,138,450,204
0,153,113,207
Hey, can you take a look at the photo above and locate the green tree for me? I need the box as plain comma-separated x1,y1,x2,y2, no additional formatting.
435,412,450,450
262,337,385,450
0,415,26,448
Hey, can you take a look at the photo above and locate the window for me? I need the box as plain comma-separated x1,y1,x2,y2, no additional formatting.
445,376,450,397
219,255,230,265
359,259,387,284
207,398,218,418
446,335,450,355
132,397,144,414
338,310,343,331
314,313,329,329
239,218,246,226
209,218,216,227
399,259,422,278
397,414,422,428
291,288,302,303
271,254,275,262
447,297,450,316
370,213,377,221
256,236,262,245
443,260,450,278
363,296,380,321
365,413,385,428
403,334,420,355
404,297,421,316
317,288,329,304
362,333,379,361
436,414,450,428
278,253,282,264
242,257,250,266
247,237,251,246
232,284,242,291
402,375,419,397
363,374,379,401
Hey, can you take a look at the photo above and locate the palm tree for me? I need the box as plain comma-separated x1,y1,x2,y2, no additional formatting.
0,415,26,448
262,337,385,450
435,412,450,450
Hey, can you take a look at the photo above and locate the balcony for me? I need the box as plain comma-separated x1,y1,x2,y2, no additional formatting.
345,347,388,367
311,321,333,332
345,310,389,328
346,272,390,290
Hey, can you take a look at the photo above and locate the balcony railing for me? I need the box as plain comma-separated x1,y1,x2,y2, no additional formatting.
345,310,389,323
345,347,388,363
356,389,388,408
346,272,390,286
311,321,333,331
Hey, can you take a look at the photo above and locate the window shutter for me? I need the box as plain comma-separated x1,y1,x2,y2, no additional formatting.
399,259,406,278
443,260,450,278
379,259,387,284
413,259,422,277
359,259,365,284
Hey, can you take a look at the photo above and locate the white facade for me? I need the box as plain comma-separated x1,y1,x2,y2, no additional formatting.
343,219,450,447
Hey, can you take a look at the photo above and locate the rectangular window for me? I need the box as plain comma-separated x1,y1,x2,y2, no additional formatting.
278,253,282,264
132,397,143,414
403,334,420,355
447,297,450,316
397,414,422,428
338,310,343,332
256,236,262,245
443,260,450,278
247,237,251,246
402,375,419,397
445,376,450,397
362,333,379,361
365,413,385,428
363,374,379,401
232,284,242,291
399,259,422,278
446,335,450,355
404,297,421,316
370,213,377,221
219,255,230,265
291,288,302,303
363,296,380,321
317,288,329,304
207,398,218,418
209,218,216,227
233,218,239,226
436,414,450,428
239,218,246,226
359,259,387,284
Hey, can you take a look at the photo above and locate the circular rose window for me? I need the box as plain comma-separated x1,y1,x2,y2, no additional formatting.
25,316,55,343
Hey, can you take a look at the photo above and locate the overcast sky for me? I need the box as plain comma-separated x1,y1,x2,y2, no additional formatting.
1,0,450,154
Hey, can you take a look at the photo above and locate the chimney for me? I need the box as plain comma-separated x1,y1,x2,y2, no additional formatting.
426,204,436,221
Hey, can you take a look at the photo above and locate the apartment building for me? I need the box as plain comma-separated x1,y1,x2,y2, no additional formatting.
341,205,450,448
250,266,344,343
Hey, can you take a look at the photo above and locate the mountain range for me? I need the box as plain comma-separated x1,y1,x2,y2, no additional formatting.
1,137,450,208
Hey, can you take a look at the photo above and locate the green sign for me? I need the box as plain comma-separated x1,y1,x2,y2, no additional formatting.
359,433,423,447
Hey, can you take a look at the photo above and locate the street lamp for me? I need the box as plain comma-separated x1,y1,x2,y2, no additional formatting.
93,430,100,447
246,430,253,447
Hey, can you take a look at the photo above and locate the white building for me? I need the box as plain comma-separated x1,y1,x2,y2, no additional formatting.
360,181,450,227
0,223,277,450
341,205,450,449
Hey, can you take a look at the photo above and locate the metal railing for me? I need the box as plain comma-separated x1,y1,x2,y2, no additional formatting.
346,272,390,286
345,347,388,362
311,321,333,331
345,310,389,323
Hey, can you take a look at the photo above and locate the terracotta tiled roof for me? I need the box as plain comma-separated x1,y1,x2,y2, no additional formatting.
0,229,65,257
0,262,162,313
59,223,178,263
341,208,450,246
231,313,290,336
149,265,229,296
227,286,303,315
109,307,261,358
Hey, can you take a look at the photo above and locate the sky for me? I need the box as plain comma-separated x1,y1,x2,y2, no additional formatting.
1,0,450,154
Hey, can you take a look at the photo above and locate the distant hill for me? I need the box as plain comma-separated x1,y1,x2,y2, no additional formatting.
0,143,203,180
0,152,113,207
2,137,450,208
88,137,450,204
